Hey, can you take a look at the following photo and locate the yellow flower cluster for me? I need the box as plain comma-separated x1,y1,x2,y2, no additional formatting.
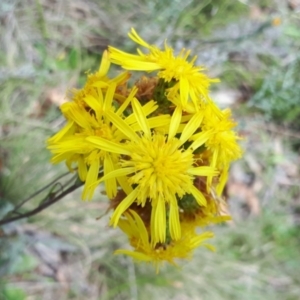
47,29,242,271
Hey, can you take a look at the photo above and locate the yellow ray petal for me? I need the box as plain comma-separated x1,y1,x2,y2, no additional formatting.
128,28,151,48
117,175,133,195
97,166,134,184
47,121,74,143
190,185,207,206
117,86,138,116
82,159,100,200
180,76,189,106
148,115,171,129
84,95,103,114
87,136,130,155
216,166,229,196
129,210,149,246
187,166,218,177
189,130,212,152
168,106,182,141
78,155,87,181
152,196,166,243
110,188,139,227
179,111,204,146
104,82,116,112
132,98,151,138
169,199,181,241
98,50,110,76
103,153,117,199
106,111,138,143
114,249,153,262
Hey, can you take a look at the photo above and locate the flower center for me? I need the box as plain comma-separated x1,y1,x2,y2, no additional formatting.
94,123,113,141
124,133,194,203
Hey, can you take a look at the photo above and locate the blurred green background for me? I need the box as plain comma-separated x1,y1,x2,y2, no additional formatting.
1,0,300,299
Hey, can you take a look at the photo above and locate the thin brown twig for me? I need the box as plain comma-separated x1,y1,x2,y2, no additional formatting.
11,171,71,213
0,176,83,226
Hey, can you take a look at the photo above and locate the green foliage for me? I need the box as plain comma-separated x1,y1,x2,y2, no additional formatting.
1,286,27,300
0,236,35,281
174,0,248,37
249,57,300,126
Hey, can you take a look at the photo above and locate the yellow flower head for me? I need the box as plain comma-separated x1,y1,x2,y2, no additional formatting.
198,101,243,193
47,51,169,200
87,101,218,245
179,182,232,228
115,210,214,273
70,50,130,108
47,83,139,200
47,30,243,270
109,28,219,112
203,103,242,165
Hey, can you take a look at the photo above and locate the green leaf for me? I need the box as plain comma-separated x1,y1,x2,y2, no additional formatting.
10,254,39,274
284,25,300,38
2,286,27,300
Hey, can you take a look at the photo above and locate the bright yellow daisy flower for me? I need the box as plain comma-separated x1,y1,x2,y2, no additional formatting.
179,184,232,228
115,210,214,273
47,83,139,200
108,28,219,112
87,100,218,244
48,82,171,201
187,101,242,194
70,50,131,109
